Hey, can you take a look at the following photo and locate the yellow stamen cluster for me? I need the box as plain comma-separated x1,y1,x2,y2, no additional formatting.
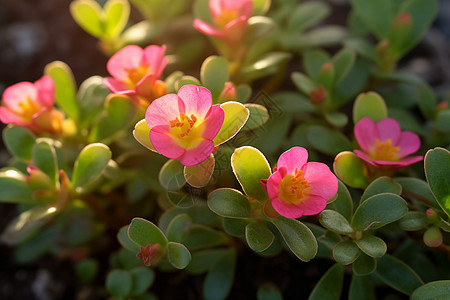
125,64,151,87
370,139,400,161
279,170,311,205
170,114,198,138
214,10,239,29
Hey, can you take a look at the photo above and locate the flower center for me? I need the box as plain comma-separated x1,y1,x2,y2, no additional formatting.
125,64,150,87
17,97,41,121
279,170,311,205
370,139,400,161
214,9,239,29
170,113,198,138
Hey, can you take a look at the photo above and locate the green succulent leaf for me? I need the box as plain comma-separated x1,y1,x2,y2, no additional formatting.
117,226,140,252
0,169,33,204
166,214,192,243
319,210,354,235
333,240,360,265
128,217,168,248
411,280,450,300
231,146,271,201
213,102,249,146
349,0,393,39
183,225,228,251
245,222,274,253
271,217,317,262
349,275,376,300
242,104,269,130
104,0,130,39
203,249,236,300
326,180,353,221
352,252,376,276
308,264,345,300
106,269,132,298
307,126,352,156
398,212,428,231
288,1,330,32
208,188,252,219
159,159,186,191
129,267,155,296
3,126,36,161
167,242,191,269
184,154,215,188
352,92,388,124
70,0,104,38
332,48,356,85
200,56,229,99
360,176,402,203
355,235,387,258
32,140,59,187
424,147,450,217
133,119,156,152
333,151,369,189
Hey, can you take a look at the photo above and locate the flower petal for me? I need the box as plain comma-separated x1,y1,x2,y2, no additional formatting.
377,118,401,144
354,150,378,167
200,104,225,140
145,93,182,128
267,171,283,201
396,131,421,157
35,75,54,107
354,117,378,153
271,196,305,219
177,85,212,118
149,127,185,159
103,78,134,94
294,195,328,216
374,155,423,167
193,19,224,37
302,162,338,200
179,139,214,166
143,45,167,79
276,147,308,176
0,107,27,125
3,82,37,111
107,45,144,80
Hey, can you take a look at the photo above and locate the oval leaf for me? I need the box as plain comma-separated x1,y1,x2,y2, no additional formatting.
33,140,58,187
355,235,387,258
424,147,450,218
352,92,388,124
319,210,354,235
159,159,186,191
242,104,269,130
0,169,33,204
184,154,215,188
245,222,274,253
352,252,377,276
307,125,352,156
208,188,251,219
333,241,360,265
117,226,140,252
106,269,132,298
213,101,249,146
308,264,345,300
360,176,402,203
104,0,130,39
70,0,104,38
128,217,168,248
200,56,229,99
166,214,192,243
3,126,36,161
411,280,450,300
203,249,236,300
133,119,156,152
167,241,191,269
333,151,369,189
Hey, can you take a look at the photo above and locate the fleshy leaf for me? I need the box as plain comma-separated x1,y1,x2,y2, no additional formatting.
32,139,59,187
44,61,79,122
167,242,191,269
332,48,356,85
417,83,437,120
128,217,168,248
352,252,376,276
271,217,317,262
333,240,360,265
72,143,112,190
159,159,186,191
223,218,248,237
104,0,130,39
360,176,402,203
333,151,369,189
213,101,249,146
252,0,271,15
257,283,283,300
200,56,229,100
184,154,215,188
352,92,387,124
308,264,345,300
133,119,156,152
106,270,132,298
376,254,423,295
349,0,392,39
231,146,271,201
288,1,330,31
303,50,330,81
166,214,192,243
395,177,438,207
117,226,140,252
355,236,387,258
411,280,450,300
326,180,353,221
242,104,269,130
319,210,354,235
245,222,274,252
351,193,408,231
307,125,352,156
291,72,316,94
183,225,228,251
398,212,427,231
424,147,450,218
349,275,376,300
129,267,155,296
203,249,236,300
3,126,36,161
436,110,450,132
0,169,33,204
70,0,104,38
208,188,251,219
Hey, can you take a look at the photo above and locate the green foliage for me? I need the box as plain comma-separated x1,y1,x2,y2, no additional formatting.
208,188,252,219
3,126,36,161
425,148,450,217
308,264,345,300
128,217,168,248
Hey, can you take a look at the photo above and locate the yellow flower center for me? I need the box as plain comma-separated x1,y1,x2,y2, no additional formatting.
279,170,311,205
370,139,400,161
125,64,151,88
17,97,41,122
170,113,197,138
214,9,239,29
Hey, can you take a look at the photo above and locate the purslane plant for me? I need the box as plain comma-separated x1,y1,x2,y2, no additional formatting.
0,0,450,299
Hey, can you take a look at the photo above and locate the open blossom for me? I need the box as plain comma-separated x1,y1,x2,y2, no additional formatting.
193,0,253,45
103,45,167,105
354,117,423,168
267,147,338,219
145,85,225,166
0,75,63,135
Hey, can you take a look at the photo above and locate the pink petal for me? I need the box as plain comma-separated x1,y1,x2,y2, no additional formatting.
239,0,253,18
354,117,378,153
374,155,423,167
209,0,223,17
294,195,328,216
0,107,27,125
177,85,212,118
396,131,421,157
276,147,308,177
223,17,248,43
302,162,338,200
179,139,215,166
103,78,134,94
135,74,157,99
145,94,182,128
271,196,305,219
2,82,37,111
107,45,144,80
267,171,282,200
143,45,167,79
193,19,224,37
377,118,401,144
35,75,54,107
201,104,225,141
149,127,185,160
354,150,378,167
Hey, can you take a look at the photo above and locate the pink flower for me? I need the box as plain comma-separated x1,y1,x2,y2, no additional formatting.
354,117,423,168
103,45,168,105
145,85,225,166
136,244,162,266
193,0,253,45
267,147,338,219
0,75,63,135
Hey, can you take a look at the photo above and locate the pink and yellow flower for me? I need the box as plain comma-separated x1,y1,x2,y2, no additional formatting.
0,75,63,135
354,117,423,168
193,0,253,45
145,85,225,166
103,45,167,105
266,147,338,219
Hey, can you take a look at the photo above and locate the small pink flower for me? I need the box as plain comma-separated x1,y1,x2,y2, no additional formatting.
103,45,168,105
354,117,423,168
193,0,253,45
267,147,338,219
136,244,162,266
145,85,225,166
0,75,63,134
